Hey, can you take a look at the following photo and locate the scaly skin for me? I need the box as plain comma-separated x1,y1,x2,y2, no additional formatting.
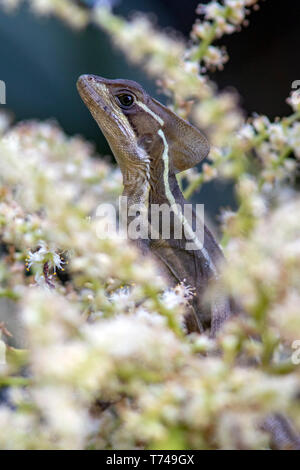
77,74,231,335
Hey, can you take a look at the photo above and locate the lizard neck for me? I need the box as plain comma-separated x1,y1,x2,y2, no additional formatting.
121,154,180,209
122,162,150,207
122,158,181,208
119,133,219,278
149,165,182,207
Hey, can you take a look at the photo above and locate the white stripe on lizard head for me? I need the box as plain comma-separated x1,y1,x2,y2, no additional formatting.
136,101,164,126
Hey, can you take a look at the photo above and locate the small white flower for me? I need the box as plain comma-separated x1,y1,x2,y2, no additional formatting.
27,241,65,272
238,123,255,140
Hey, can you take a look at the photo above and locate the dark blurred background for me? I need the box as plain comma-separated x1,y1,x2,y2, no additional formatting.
0,0,299,216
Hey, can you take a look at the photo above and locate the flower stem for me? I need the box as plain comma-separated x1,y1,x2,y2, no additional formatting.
192,22,218,62
0,376,31,387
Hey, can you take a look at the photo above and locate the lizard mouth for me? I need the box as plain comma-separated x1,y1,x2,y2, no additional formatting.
77,74,109,114
76,74,133,148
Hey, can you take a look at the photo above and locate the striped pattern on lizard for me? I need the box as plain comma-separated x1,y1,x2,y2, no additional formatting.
77,74,232,335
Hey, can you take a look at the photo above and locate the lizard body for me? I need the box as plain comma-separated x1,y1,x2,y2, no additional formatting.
77,74,231,334
77,75,300,447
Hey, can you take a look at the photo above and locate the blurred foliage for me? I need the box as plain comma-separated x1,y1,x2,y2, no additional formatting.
0,0,300,450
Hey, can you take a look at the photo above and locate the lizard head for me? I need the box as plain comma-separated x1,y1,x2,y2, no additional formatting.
77,74,209,175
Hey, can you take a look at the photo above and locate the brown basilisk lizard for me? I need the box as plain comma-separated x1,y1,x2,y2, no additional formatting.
77,74,231,336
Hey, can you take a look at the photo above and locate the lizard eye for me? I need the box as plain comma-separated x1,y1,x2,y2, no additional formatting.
116,93,134,108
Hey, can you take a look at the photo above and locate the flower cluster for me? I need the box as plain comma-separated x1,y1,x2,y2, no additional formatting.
0,113,299,449
0,0,89,28
0,0,300,451
192,0,260,70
